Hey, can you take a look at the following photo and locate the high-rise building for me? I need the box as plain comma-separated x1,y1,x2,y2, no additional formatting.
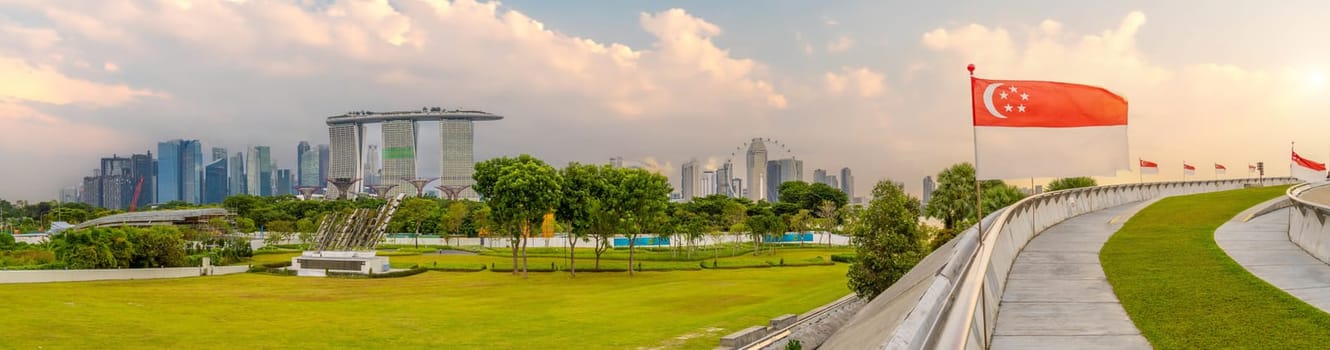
229,152,246,196
814,169,827,185
299,147,319,188
204,158,228,204
60,186,79,203
296,141,311,186
99,155,133,210
701,171,716,197
922,175,936,211
80,173,100,207
317,144,330,190
276,169,293,196
766,160,781,202
440,119,480,199
731,178,742,198
130,152,154,209
156,140,202,204
180,140,203,204
840,167,855,200
716,160,733,197
828,175,839,190
246,146,273,196
381,119,418,197
780,158,804,183
765,158,803,202
610,157,624,168
746,138,767,201
157,141,181,203
327,123,365,199
363,144,381,186
211,147,228,162
680,159,700,200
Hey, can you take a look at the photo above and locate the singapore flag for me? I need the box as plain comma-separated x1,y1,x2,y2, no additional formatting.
1292,150,1327,183
971,76,1129,179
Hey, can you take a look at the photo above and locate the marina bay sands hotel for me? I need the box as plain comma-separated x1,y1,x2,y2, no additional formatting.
325,107,503,200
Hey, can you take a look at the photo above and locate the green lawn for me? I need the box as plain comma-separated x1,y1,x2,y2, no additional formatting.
1101,186,1330,349
0,248,852,349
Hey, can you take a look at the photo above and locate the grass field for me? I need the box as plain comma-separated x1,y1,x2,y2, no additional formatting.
1101,186,1330,348
0,248,852,349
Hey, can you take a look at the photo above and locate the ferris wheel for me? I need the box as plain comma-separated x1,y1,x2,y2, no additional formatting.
719,138,797,198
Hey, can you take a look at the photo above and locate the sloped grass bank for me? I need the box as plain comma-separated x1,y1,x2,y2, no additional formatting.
1101,186,1330,348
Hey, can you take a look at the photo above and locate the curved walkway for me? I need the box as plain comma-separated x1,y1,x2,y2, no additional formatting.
1216,206,1330,312
991,202,1152,349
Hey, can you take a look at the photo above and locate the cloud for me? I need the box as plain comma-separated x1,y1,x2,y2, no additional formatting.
0,55,163,106
824,67,886,97
826,36,854,53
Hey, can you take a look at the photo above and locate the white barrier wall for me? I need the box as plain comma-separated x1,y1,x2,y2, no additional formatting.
822,177,1295,350
0,263,249,284
1287,183,1330,264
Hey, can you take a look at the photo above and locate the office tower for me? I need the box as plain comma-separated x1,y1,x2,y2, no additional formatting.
296,141,311,186
327,109,501,200
317,144,330,190
731,178,742,199
211,147,227,162
60,186,79,203
746,138,767,201
99,155,133,209
326,123,365,199
828,175,839,190
204,158,228,204
923,175,936,210
81,174,100,207
246,145,272,196
157,141,181,203
299,147,319,188
840,167,855,200
814,169,828,186
766,160,781,202
716,160,733,197
381,119,418,197
680,159,699,199
276,169,293,196
764,158,803,202
439,119,481,199
229,152,246,196
363,144,381,186
701,171,716,197
180,140,203,204
609,157,624,168
130,152,154,209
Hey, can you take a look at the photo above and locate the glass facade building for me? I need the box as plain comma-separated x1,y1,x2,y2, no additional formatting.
204,158,228,204
157,141,181,203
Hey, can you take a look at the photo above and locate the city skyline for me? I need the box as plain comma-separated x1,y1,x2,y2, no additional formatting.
7,1,1330,202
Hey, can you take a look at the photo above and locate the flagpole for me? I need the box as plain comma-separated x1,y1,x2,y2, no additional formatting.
1138,158,1142,184
968,63,990,347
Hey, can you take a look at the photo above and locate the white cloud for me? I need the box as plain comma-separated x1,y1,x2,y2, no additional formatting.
824,67,885,97
826,36,854,53
103,62,119,72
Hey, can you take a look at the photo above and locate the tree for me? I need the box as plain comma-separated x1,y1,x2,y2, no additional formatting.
556,162,610,276
1046,177,1097,192
473,155,562,278
745,212,784,255
722,201,748,255
234,217,257,233
924,163,1027,231
848,180,927,298
392,198,440,248
816,200,839,246
789,209,812,247
610,168,671,276
440,201,469,247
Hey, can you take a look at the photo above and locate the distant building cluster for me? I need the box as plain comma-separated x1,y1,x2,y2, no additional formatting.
663,137,856,203
68,139,331,209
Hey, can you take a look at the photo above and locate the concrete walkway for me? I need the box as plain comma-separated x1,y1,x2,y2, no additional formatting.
1216,208,1330,312
991,202,1152,350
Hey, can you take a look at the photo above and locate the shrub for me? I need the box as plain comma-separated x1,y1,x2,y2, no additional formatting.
830,254,856,263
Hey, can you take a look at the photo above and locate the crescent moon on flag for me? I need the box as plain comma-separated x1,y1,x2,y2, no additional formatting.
982,82,1008,119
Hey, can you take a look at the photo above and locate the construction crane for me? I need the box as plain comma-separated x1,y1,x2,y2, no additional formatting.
128,176,144,212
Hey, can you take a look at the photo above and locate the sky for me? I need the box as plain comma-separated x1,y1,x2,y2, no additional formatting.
4,0,1330,202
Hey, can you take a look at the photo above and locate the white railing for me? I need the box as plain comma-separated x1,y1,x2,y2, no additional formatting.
1286,182,1330,264
824,177,1295,349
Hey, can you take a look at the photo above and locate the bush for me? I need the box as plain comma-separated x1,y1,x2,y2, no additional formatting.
262,261,293,268
830,254,856,263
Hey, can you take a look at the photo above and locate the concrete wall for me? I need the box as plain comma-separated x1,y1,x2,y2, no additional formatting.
1287,183,1330,264
823,177,1296,350
0,263,248,284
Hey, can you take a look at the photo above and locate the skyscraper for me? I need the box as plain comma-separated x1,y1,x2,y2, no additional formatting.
157,141,181,203
299,147,319,188
229,152,246,196
211,147,228,162
363,144,381,186
731,178,742,198
156,140,203,204
766,160,781,202
814,169,828,186
680,159,699,200
923,175,936,211
246,146,272,196
717,160,733,197
130,152,154,209
701,171,716,197
81,173,100,207
439,119,479,199
60,186,79,203
99,155,133,210
327,123,364,199
746,138,767,201
296,141,311,186
828,175,839,190
204,158,228,204
317,144,330,190
840,167,855,200
276,169,293,196
765,158,803,202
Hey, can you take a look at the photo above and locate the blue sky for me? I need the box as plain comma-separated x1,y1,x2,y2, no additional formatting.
3,0,1330,201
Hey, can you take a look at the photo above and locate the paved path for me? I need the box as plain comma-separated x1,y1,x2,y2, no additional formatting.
1216,207,1330,312
991,202,1152,350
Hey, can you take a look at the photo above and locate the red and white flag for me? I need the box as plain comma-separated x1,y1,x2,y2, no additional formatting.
971,76,1129,179
1140,159,1159,175
1292,150,1327,183
1215,163,1226,175
1248,164,1257,174
1183,163,1196,176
